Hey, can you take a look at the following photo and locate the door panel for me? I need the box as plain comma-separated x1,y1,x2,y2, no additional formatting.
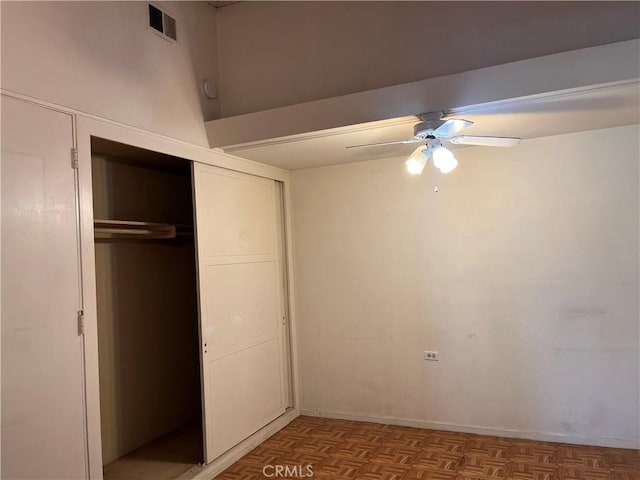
1,96,87,479
197,170,276,257
205,261,280,354
209,338,284,456
193,164,287,462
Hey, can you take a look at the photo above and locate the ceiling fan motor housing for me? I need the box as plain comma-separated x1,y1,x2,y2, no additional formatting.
413,120,445,139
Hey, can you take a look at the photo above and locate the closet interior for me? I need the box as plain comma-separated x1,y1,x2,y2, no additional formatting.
91,137,203,480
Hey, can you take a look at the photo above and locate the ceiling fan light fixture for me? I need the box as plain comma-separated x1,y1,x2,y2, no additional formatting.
346,113,520,180
405,146,428,175
432,145,458,174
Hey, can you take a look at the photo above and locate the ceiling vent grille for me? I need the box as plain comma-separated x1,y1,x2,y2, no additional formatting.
148,4,177,42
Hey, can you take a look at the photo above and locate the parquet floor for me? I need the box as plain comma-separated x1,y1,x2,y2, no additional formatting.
215,416,639,480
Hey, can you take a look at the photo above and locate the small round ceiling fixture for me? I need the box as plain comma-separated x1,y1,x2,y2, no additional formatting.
202,79,218,99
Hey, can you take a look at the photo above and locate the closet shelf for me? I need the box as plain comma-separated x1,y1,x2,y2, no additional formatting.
94,219,192,240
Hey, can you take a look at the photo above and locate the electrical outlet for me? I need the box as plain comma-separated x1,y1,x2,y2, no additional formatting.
424,351,440,361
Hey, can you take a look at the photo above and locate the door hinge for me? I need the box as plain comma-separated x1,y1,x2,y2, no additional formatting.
77,310,85,336
71,148,79,169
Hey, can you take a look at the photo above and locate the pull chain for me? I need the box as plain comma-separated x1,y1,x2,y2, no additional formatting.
432,160,439,193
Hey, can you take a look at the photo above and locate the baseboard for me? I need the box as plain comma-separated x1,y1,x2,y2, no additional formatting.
179,408,300,480
300,409,639,450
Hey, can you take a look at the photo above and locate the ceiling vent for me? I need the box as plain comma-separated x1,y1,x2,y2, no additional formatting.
147,4,177,42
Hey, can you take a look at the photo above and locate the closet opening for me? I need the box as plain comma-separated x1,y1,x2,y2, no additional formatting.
91,137,203,480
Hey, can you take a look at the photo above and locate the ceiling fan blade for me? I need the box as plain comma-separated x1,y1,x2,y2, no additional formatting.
345,138,425,149
433,119,473,138
448,135,520,147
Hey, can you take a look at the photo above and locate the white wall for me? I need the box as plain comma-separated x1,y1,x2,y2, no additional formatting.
291,125,640,447
216,2,640,117
1,1,219,146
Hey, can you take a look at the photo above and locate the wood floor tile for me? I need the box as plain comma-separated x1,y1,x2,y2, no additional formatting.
464,439,511,461
239,446,293,466
281,450,330,466
405,467,458,480
508,462,558,480
295,437,343,455
345,429,392,445
425,436,468,455
212,416,639,480
312,426,358,441
414,451,464,471
606,451,640,470
558,466,609,480
558,449,608,469
370,446,422,465
609,472,640,480
458,456,509,477
266,433,308,450
510,444,558,466
357,463,412,480
384,430,431,449
332,442,380,460
315,457,368,479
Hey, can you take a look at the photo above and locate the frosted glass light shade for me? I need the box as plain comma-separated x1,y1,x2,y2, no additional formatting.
405,147,428,175
432,146,458,174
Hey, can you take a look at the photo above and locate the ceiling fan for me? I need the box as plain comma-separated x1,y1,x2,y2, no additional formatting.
346,112,520,176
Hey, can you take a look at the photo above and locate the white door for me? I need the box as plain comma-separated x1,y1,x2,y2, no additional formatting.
1,96,87,479
193,164,288,462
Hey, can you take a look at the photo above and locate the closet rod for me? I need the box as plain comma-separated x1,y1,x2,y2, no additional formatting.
94,219,192,240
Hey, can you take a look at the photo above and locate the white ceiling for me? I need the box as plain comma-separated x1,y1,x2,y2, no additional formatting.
224,82,639,171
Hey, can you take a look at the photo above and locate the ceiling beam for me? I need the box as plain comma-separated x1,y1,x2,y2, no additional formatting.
205,40,640,149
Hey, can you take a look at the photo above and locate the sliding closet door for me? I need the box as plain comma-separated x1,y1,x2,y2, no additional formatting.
1,96,87,479
193,164,287,463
